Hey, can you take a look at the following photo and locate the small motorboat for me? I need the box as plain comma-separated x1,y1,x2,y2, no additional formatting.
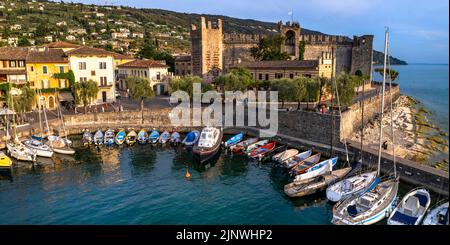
48,135,72,147
388,187,431,225
326,171,379,202
93,130,104,146
245,139,269,155
272,148,298,164
193,127,223,163
223,132,244,148
293,157,338,182
230,137,258,153
284,150,312,169
0,152,12,168
182,130,200,147
126,129,137,146
248,141,276,159
115,129,126,145
289,153,321,176
6,142,36,162
103,129,115,146
422,200,449,225
149,130,160,144
47,136,75,155
82,131,93,146
159,131,170,144
137,129,149,144
23,138,54,158
170,132,182,145
284,167,352,198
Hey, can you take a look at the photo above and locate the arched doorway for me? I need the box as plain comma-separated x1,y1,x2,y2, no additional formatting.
48,96,55,109
39,96,46,109
284,30,296,56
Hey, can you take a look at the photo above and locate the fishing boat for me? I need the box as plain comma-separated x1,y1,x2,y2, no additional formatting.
284,167,352,198
159,131,170,144
103,129,115,146
244,139,269,155
6,141,36,162
388,188,431,225
284,150,312,169
82,131,93,146
115,129,126,145
93,130,104,146
182,130,199,146
422,200,449,225
326,171,378,202
23,137,54,158
149,130,160,144
192,127,223,163
125,129,137,146
230,137,258,153
47,135,75,155
137,129,149,144
170,132,181,145
294,157,338,182
289,153,321,176
223,132,244,148
248,141,276,159
272,149,298,164
0,152,12,168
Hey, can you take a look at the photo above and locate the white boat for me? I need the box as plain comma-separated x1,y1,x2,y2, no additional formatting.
284,150,312,169
170,132,181,145
93,130,104,146
272,149,298,163
23,138,54,158
192,127,223,163
47,135,75,155
326,171,378,202
104,129,115,146
294,157,338,182
388,188,431,225
6,142,36,162
422,201,449,225
245,139,269,155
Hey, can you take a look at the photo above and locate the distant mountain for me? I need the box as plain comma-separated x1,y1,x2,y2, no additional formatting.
373,50,408,65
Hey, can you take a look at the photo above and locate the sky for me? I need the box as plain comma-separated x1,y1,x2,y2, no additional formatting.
72,0,449,64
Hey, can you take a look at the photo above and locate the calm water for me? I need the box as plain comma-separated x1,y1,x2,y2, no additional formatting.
373,64,449,132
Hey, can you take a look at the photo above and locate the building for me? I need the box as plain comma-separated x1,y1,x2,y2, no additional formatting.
0,47,28,85
190,17,223,78
112,32,130,39
174,55,192,76
117,60,170,95
66,46,116,104
44,41,81,52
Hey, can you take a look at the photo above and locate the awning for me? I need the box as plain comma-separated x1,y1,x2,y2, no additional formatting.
58,92,74,101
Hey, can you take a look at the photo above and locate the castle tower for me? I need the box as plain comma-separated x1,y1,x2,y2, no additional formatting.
190,17,223,78
278,21,301,60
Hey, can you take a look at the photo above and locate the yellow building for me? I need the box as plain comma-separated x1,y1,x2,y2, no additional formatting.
26,48,70,110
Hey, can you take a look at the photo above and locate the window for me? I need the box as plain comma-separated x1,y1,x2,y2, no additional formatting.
80,77,87,82
156,72,161,80
43,66,48,74
30,66,34,72
59,66,65,73
144,71,147,77
2,60,7,67
41,80,49,89
18,61,25,67
99,62,107,69
289,74,294,79
78,62,86,70
100,77,107,86
91,70,96,76
259,74,263,80
303,74,312,78
265,74,269,80
275,73,283,79
9,61,16,68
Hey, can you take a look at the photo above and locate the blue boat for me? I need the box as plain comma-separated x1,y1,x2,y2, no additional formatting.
182,130,200,146
103,129,115,146
159,131,170,144
223,132,243,148
115,129,126,145
149,130,160,144
137,129,149,144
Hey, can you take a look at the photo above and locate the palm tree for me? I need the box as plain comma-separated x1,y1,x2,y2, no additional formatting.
375,68,399,82
75,79,99,113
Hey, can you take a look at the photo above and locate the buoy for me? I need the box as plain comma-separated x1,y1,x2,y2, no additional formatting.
185,168,191,179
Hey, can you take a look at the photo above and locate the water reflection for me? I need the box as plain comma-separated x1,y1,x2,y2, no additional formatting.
0,168,12,182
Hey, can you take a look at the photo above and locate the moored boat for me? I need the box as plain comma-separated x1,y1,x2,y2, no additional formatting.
289,153,321,176
223,132,244,148
388,187,431,225
326,171,378,202
159,131,170,144
126,129,137,146
170,132,181,145
244,139,269,155
47,135,75,155
272,148,298,163
230,137,258,153
6,141,36,162
0,152,12,168
149,130,160,144
82,131,93,146
182,130,199,147
248,141,276,159
23,138,54,158
192,127,223,163
103,129,115,146
115,129,126,145
93,130,104,146
422,200,449,225
137,129,149,144
284,150,312,169
293,157,338,182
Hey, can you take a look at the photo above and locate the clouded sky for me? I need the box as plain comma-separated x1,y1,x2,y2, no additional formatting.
73,0,449,64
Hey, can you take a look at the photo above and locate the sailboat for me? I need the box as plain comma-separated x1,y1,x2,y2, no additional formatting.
46,92,75,155
331,28,399,225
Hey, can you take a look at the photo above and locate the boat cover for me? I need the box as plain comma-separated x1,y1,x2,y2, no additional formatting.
414,193,428,207
390,211,418,225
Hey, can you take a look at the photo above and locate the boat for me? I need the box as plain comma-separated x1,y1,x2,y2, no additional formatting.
388,188,431,225
137,129,149,144
230,137,258,153
93,130,104,146
422,200,449,225
82,131,93,146
6,141,36,162
23,138,54,158
149,130,160,144
192,127,223,163
125,129,137,146
115,129,126,145
284,150,312,169
223,132,244,148
182,130,199,146
159,131,170,144
0,152,12,168
289,153,321,176
293,157,338,182
272,149,298,164
284,167,352,198
170,132,181,145
103,129,115,146
248,141,276,159
47,135,75,155
244,139,269,155
326,171,378,202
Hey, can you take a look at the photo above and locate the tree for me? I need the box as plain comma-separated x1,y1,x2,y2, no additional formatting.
170,76,213,99
17,37,31,47
75,80,99,113
6,86,36,123
214,68,252,92
375,68,399,82
299,40,306,61
127,76,154,112
270,79,297,108
137,42,175,72
292,78,307,109
333,72,360,108
250,35,290,61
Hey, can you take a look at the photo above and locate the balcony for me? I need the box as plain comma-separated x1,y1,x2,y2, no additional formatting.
99,82,113,88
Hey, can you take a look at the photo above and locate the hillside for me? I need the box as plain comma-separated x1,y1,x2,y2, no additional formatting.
373,50,408,65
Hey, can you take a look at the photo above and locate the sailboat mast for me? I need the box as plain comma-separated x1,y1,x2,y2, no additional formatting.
39,89,50,134
387,44,397,178
377,27,389,177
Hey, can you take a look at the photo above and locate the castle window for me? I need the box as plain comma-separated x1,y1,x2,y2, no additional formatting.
265,74,269,80
259,74,263,80
289,74,294,79
275,73,283,79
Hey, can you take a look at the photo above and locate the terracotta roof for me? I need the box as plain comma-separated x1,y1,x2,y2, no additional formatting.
65,46,115,56
44,41,81,49
118,59,168,68
175,55,191,62
0,47,29,60
112,52,134,60
26,49,68,63
232,60,319,69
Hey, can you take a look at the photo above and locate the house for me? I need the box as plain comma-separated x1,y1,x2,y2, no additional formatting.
0,47,28,104
66,35,76,41
111,32,129,39
56,21,67,27
44,41,80,52
96,13,105,18
117,60,171,96
7,37,19,46
132,33,144,39
10,24,21,31
44,35,53,42
174,55,192,76
68,28,87,35
66,46,116,104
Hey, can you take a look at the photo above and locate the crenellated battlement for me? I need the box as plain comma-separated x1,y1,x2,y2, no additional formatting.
223,33,264,44
300,34,353,45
